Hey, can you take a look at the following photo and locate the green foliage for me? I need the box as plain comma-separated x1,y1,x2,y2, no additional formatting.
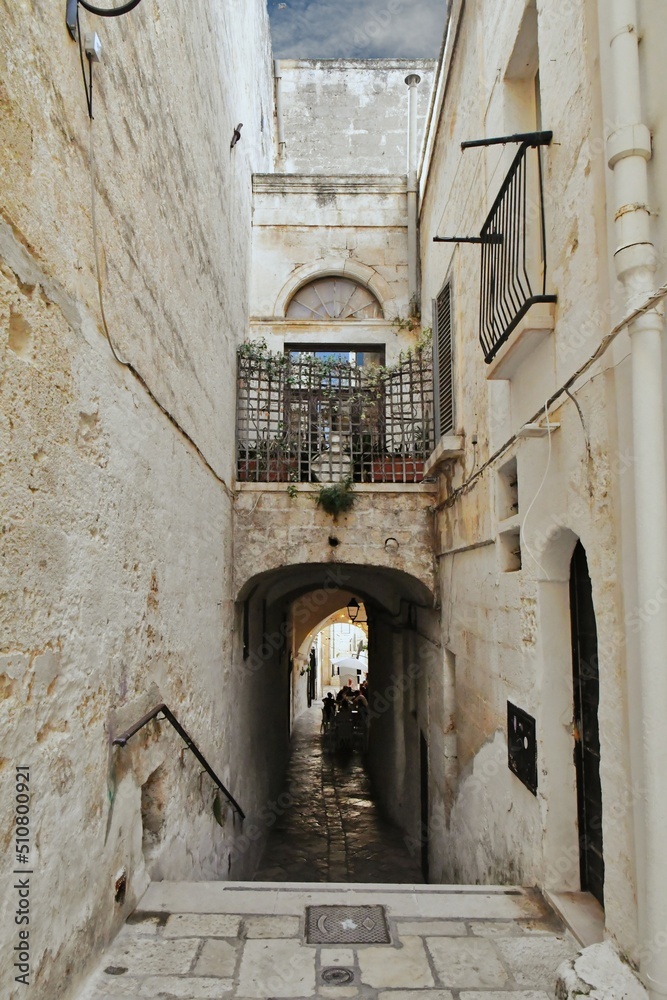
316,478,356,519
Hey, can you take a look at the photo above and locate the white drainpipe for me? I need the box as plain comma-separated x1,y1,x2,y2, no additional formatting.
405,73,422,313
274,59,286,164
606,2,667,997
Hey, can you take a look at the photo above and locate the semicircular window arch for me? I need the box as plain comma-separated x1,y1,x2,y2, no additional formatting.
285,276,383,320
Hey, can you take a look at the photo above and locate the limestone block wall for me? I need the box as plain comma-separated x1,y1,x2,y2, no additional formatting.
0,1,274,997
232,484,438,603
250,174,414,360
419,0,637,958
276,60,435,176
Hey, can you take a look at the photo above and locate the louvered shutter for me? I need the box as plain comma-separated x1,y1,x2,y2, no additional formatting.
433,283,454,438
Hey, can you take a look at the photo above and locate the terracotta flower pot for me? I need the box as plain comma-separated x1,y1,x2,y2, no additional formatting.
372,457,424,483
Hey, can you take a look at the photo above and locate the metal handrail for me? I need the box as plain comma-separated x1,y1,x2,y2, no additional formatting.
112,703,245,820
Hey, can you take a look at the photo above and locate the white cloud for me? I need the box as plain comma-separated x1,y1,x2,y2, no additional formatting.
269,0,445,58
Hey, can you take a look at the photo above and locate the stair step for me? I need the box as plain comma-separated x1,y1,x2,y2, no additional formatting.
76,883,578,1000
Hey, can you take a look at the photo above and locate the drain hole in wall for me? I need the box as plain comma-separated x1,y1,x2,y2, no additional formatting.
328,536,340,547
104,966,128,976
114,869,127,905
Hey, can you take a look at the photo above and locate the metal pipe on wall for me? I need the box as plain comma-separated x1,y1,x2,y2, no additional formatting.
274,59,286,164
605,2,667,997
405,73,422,313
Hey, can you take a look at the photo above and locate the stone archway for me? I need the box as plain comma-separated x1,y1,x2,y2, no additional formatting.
234,560,442,880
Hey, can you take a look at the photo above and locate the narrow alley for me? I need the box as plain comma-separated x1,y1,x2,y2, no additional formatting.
253,705,425,884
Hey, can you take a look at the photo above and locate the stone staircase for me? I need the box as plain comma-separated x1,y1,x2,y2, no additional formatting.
77,881,581,999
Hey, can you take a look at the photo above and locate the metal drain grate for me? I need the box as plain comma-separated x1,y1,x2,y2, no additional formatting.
321,967,355,985
306,905,390,944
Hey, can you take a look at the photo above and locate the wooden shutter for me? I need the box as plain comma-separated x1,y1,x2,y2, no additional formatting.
433,283,454,437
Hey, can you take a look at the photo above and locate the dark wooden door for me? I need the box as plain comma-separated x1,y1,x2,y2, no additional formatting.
420,731,429,882
570,542,604,906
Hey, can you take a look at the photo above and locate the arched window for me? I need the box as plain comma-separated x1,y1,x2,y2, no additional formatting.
285,277,383,320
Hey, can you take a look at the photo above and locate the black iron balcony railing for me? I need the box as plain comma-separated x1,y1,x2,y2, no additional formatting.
479,137,556,363
434,131,556,365
236,346,434,484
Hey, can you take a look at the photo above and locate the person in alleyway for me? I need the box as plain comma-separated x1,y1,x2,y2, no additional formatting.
321,692,336,731
335,696,354,751
353,690,370,750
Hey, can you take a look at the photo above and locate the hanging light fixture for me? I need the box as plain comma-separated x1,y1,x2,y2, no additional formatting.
346,598,368,624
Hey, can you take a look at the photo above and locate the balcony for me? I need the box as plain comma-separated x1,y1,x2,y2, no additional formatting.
478,136,556,365
236,344,434,484
433,132,556,370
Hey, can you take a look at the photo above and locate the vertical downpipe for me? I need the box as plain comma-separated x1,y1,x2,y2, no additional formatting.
405,73,422,314
606,2,667,997
274,60,286,165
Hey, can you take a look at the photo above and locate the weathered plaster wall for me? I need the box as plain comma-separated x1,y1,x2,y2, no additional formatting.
276,60,435,176
251,174,409,322
0,1,274,997
419,0,637,958
233,484,437,602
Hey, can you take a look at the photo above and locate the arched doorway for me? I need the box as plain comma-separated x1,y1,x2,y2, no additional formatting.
570,541,604,906
234,562,440,881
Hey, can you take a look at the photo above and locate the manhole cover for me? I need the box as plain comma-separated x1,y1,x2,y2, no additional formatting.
321,967,355,985
306,905,390,944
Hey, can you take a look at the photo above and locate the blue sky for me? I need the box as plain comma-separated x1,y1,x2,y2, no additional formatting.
268,0,445,59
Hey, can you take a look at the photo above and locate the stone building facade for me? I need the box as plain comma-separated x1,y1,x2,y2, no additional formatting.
2,1,667,999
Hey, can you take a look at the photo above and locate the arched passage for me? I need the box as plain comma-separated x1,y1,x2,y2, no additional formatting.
233,562,442,882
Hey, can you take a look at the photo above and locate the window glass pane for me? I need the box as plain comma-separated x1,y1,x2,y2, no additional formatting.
286,277,383,320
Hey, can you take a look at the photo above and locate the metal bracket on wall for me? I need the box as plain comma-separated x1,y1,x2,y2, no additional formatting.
66,0,145,40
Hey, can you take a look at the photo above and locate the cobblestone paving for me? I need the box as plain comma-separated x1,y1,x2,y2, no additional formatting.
77,883,580,1000
253,705,425,883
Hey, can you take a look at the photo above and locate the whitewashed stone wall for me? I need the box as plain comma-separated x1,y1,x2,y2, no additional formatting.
0,1,274,997
419,0,638,961
277,59,435,176
250,173,415,363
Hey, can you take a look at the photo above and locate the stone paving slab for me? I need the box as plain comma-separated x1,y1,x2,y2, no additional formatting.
495,937,580,988
238,938,316,997
77,884,580,1000
358,936,435,988
425,936,510,989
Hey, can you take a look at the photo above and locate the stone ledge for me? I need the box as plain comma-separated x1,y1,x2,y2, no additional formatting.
545,891,604,948
424,435,465,475
555,942,647,1000
485,302,555,381
253,174,408,195
235,482,438,494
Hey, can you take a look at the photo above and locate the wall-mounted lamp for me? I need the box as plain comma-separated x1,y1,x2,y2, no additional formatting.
346,598,367,624
67,0,144,40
